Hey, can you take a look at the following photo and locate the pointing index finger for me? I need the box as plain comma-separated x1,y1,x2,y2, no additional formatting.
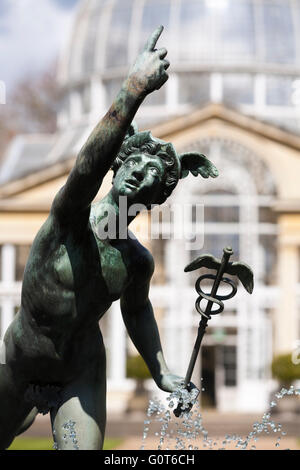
144,25,164,51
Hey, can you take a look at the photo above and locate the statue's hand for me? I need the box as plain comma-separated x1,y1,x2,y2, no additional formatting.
128,25,170,96
157,373,199,417
157,372,185,393
157,372,196,394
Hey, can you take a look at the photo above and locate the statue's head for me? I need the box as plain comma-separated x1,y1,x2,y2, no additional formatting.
111,130,180,207
111,123,219,208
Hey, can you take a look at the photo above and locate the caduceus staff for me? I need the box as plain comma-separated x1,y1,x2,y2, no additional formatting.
174,246,254,417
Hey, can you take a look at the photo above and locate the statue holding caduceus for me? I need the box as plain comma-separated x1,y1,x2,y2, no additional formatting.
0,26,219,450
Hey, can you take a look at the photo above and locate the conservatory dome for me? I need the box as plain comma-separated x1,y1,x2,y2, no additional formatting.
57,0,300,131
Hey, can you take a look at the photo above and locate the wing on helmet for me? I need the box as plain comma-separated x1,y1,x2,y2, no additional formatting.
125,121,139,138
179,152,219,179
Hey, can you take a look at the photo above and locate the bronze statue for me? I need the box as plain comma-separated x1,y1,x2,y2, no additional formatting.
0,26,218,450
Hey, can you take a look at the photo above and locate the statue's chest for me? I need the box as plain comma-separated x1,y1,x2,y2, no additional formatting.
96,239,129,300
52,238,129,301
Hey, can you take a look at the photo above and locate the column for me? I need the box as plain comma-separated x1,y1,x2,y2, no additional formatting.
90,78,106,119
236,296,249,386
164,237,192,377
70,90,82,123
1,244,16,338
166,73,179,113
210,73,223,103
275,243,298,354
109,301,126,383
237,297,270,412
254,74,266,118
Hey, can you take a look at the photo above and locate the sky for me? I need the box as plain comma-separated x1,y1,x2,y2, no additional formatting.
0,0,80,92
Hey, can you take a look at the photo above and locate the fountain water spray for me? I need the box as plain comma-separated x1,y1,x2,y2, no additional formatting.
141,385,300,450
53,420,79,450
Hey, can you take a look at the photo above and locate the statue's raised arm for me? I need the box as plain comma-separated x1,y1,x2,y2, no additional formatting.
51,26,169,224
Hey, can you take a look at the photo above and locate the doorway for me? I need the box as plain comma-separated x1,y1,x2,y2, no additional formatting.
201,345,216,408
200,344,237,408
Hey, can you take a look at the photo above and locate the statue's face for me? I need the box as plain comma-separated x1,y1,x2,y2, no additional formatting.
112,153,165,206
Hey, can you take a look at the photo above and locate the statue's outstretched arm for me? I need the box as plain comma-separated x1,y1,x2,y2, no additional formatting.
51,26,169,224
120,250,184,393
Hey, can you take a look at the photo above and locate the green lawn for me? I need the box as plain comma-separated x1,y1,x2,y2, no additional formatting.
8,437,122,451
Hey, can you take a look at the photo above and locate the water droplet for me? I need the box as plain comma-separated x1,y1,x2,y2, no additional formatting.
140,382,299,450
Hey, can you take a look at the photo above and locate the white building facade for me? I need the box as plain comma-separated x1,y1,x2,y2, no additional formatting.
1,0,300,413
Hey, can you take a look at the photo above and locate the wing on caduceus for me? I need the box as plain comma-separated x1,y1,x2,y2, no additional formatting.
226,262,254,294
184,255,254,295
184,254,221,272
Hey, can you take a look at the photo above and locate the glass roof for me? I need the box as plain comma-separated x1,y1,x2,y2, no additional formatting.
58,0,300,84
4,0,300,186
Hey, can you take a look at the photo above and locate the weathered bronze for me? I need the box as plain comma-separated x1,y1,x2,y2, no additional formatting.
174,247,254,417
0,26,218,450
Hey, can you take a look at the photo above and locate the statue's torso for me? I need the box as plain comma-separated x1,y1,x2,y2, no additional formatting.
7,211,140,384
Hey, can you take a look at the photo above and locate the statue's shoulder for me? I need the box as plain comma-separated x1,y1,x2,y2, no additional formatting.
126,232,154,281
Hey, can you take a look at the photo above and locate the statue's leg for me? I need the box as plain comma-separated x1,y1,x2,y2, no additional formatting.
16,407,38,436
0,364,33,449
50,357,106,450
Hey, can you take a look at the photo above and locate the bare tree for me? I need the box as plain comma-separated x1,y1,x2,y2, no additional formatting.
0,64,60,163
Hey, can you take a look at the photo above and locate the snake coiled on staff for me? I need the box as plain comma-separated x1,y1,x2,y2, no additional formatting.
195,274,237,320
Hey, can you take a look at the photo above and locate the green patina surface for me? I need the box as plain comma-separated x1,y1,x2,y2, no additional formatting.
0,26,218,450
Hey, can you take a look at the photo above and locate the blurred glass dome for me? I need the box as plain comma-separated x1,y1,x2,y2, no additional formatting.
56,0,300,131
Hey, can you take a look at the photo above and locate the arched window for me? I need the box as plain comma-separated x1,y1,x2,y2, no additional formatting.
171,137,278,288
